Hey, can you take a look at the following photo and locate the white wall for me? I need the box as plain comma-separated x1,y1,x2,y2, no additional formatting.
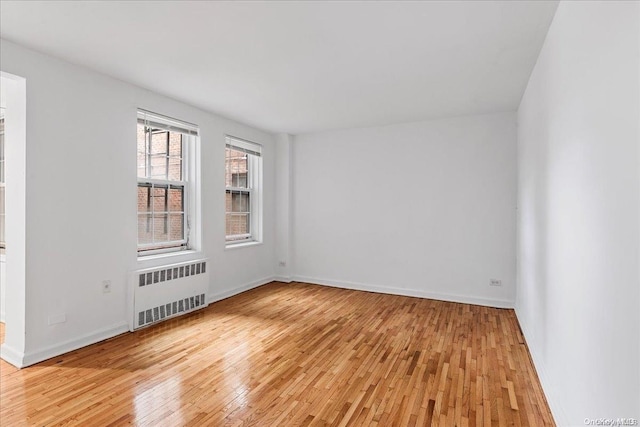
0,259,4,322
0,83,5,324
517,2,640,425
292,112,517,307
0,39,277,367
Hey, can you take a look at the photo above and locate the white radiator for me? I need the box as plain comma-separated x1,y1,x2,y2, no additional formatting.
132,259,209,330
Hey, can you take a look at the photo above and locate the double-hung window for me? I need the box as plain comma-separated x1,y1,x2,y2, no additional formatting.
137,110,198,255
225,136,262,245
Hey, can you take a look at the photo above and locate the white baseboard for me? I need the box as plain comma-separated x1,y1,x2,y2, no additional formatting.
1,277,275,369
0,342,24,368
0,310,5,323
514,307,567,426
2,276,513,369
3,321,129,368
207,276,274,305
292,275,514,309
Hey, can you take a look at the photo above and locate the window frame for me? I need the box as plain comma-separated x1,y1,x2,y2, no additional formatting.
225,136,262,247
137,110,198,257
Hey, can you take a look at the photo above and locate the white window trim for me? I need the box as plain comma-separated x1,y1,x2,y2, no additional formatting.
137,110,200,258
225,136,262,248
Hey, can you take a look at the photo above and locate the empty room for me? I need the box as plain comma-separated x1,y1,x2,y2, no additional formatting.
0,1,638,426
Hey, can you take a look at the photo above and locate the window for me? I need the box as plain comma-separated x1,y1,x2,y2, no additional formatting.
0,113,4,255
225,136,262,245
137,110,198,255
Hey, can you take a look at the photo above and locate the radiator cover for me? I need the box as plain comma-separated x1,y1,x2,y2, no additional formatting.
132,259,209,330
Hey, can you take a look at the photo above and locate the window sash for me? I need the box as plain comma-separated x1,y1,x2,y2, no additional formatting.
137,182,188,251
225,188,251,241
140,127,184,182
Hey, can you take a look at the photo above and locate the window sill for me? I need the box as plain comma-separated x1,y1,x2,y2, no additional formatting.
137,249,204,269
224,241,263,251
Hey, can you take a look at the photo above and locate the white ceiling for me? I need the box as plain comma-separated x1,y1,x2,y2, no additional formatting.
0,1,558,134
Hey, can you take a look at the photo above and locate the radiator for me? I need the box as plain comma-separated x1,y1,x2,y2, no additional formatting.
132,259,209,330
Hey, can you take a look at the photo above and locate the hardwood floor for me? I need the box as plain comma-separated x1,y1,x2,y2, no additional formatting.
0,282,554,426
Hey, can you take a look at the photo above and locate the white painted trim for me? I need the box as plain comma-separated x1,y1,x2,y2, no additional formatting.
207,276,273,304
514,307,566,427
272,275,293,283
292,275,514,309
19,321,129,368
0,311,4,324
0,342,24,368
137,249,205,270
224,241,263,251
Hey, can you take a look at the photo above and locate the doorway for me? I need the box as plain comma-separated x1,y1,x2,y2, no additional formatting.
0,72,26,367
0,100,6,341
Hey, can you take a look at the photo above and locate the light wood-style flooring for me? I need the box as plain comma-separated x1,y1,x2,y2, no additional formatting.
0,281,554,426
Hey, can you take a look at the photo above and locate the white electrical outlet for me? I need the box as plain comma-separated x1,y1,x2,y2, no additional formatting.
489,279,502,287
102,280,112,293
279,261,286,267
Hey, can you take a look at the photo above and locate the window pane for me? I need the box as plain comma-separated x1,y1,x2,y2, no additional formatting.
137,124,146,178
151,131,168,155
150,155,167,179
226,213,250,237
168,157,182,181
152,186,168,212
169,213,184,241
137,214,153,244
225,147,248,188
153,213,169,242
169,133,182,157
168,186,183,213
137,185,151,213
231,172,247,188
231,192,249,213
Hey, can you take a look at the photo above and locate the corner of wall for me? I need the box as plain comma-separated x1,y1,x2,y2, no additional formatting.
294,275,515,309
19,322,130,368
513,306,568,427
207,276,274,305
